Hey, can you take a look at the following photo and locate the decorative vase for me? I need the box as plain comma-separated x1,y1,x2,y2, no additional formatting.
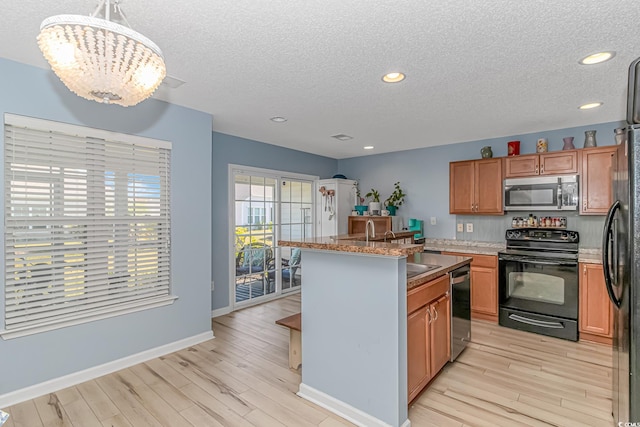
369,202,381,215
562,137,575,150
480,146,493,158
507,140,520,156
584,130,597,148
536,138,548,153
386,205,397,216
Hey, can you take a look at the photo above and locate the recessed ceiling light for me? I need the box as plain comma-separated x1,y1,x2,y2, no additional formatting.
579,51,615,65
363,146,374,150
331,134,353,141
382,72,405,83
579,102,603,110
270,116,287,123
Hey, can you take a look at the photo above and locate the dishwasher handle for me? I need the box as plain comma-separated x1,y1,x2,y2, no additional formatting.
451,273,470,285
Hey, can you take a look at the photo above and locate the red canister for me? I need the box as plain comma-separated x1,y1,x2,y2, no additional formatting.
507,140,521,156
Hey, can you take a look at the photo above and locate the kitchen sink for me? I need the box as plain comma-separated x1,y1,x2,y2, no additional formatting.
406,262,441,278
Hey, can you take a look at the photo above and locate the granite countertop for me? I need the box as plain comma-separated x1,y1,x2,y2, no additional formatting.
278,236,423,257
335,230,417,242
406,252,472,290
579,248,602,264
423,238,505,255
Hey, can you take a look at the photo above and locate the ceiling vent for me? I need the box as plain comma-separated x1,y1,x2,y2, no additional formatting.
161,75,186,89
331,134,353,141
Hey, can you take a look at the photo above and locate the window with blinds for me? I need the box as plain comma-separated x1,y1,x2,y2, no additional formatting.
2,114,174,339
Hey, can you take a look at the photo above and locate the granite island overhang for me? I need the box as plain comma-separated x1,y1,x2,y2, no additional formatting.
279,236,471,427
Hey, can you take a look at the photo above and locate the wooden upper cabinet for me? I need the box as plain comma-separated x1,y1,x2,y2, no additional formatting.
449,160,475,214
581,146,617,215
579,262,613,344
475,159,503,214
504,151,579,178
540,151,579,175
504,154,539,177
348,216,391,234
450,158,502,215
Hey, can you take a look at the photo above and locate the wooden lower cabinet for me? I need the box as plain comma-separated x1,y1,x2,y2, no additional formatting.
442,252,498,322
579,262,613,345
429,293,451,375
407,306,430,398
407,274,451,402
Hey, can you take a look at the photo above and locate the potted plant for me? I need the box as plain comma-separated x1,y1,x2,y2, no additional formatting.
353,182,368,215
365,188,381,215
384,182,405,216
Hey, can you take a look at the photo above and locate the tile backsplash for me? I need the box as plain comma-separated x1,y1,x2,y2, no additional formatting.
455,212,605,248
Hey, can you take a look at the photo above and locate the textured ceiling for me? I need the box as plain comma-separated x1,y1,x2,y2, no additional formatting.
1,1,638,159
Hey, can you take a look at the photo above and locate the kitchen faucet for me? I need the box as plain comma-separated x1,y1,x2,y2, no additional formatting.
365,219,376,243
384,230,396,242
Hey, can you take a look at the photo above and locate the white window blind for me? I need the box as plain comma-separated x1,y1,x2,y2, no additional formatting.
3,114,174,339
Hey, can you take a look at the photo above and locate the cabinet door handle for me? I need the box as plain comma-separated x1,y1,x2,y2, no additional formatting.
535,165,539,174
583,265,587,274
583,200,587,210
540,164,544,174
427,307,432,324
432,306,438,321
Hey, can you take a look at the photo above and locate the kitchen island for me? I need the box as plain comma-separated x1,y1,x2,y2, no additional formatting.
279,236,470,427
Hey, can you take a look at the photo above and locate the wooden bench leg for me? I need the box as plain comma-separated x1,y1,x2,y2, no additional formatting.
289,329,302,370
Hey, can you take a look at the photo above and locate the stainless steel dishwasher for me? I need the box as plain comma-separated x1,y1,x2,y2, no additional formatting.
450,264,471,361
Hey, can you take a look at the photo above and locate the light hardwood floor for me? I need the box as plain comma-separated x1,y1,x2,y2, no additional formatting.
3,294,613,427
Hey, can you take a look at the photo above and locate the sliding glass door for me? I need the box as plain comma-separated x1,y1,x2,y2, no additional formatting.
231,166,315,307
233,174,276,304
279,178,312,292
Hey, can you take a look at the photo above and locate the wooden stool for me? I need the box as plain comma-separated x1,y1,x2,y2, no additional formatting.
275,313,301,370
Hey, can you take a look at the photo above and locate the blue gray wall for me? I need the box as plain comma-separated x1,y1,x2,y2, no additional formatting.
0,58,213,394
338,121,623,247
210,133,337,311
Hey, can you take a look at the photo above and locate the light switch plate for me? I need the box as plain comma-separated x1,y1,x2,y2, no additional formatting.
466,223,473,233
430,216,437,225
457,223,463,232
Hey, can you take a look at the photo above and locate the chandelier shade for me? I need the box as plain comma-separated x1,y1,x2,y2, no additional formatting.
37,2,166,107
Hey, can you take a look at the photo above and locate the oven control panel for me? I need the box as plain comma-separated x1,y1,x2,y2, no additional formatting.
505,228,579,243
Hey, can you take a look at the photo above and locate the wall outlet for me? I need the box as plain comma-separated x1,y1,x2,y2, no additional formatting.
457,223,463,232
430,216,437,225
211,280,215,291
466,223,473,233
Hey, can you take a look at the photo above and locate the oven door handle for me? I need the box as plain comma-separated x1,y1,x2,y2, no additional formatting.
508,314,565,329
499,255,576,267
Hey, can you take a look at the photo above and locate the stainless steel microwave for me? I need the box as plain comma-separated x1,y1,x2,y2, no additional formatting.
503,175,579,211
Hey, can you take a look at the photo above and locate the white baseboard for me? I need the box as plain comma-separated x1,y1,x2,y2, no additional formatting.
211,306,231,318
0,330,213,408
297,383,411,427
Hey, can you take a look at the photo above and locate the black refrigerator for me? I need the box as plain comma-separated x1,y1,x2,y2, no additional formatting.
602,58,640,424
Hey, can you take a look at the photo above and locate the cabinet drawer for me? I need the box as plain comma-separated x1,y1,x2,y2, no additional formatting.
470,254,497,268
407,274,449,314
441,252,496,268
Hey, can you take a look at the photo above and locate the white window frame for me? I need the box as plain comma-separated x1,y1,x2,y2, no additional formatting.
2,114,176,339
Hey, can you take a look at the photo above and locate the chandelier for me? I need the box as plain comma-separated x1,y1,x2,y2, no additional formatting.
37,0,166,107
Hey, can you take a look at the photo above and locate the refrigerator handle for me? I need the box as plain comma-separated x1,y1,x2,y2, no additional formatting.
602,200,621,308
627,57,640,124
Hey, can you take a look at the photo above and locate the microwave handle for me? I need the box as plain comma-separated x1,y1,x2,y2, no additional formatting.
557,178,562,209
